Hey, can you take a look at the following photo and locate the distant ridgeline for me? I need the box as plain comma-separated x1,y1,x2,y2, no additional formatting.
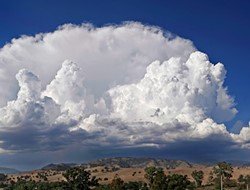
41,163,77,171
42,157,192,171
0,167,20,174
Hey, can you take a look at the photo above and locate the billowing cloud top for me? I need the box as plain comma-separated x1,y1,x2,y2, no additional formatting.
108,52,236,125
0,22,249,166
0,22,194,107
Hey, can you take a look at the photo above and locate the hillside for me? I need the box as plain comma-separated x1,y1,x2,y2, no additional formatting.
41,163,77,171
43,157,192,170
81,157,192,169
0,167,19,174
5,157,250,189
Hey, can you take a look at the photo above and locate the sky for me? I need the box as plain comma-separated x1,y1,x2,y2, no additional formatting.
0,0,250,170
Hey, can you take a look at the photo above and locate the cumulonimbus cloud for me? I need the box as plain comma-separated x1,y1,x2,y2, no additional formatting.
0,22,249,165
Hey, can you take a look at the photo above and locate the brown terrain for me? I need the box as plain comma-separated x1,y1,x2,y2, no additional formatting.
5,157,250,185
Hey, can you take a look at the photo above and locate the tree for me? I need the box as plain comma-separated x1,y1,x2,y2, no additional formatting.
238,174,250,190
208,171,214,184
0,173,7,181
144,167,167,190
212,162,233,190
4,181,66,190
110,174,125,190
95,181,148,190
0,173,7,188
238,174,244,183
63,167,99,190
144,167,194,190
165,174,193,190
191,170,204,187
125,181,148,190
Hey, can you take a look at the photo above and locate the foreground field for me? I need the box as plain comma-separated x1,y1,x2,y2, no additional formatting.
7,165,250,186
3,158,250,189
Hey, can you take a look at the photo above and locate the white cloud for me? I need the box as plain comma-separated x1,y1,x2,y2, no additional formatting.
0,22,195,107
42,60,90,123
108,51,237,125
231,122,250,147
0,69,45,127
0,22,249,164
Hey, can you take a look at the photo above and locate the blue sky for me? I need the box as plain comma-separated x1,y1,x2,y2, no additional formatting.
0,0,250,169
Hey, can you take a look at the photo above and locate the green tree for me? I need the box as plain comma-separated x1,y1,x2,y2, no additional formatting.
212,162,233,190
110,175,125,190
165,174,193,190
63,167,99,190
0,173,7,181
4,181,66,190
238,174,244,183
191,170,204,187
96,181,148,190
238,174,250,190
125,181,148,190
0,173,7,188
144,167,167,190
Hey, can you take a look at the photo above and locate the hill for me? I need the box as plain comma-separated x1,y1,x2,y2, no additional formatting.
0,167,19,174
42,157,193,170
41,163,77,171
6,157,250,188
81,157,193,169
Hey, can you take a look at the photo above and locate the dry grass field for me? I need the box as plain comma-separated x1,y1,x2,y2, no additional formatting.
6,165,250,186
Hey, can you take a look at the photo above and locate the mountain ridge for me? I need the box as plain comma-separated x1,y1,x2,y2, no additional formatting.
42,157,193,170
0,166,20,174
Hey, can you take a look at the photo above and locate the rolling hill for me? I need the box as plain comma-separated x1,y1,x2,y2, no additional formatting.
0,167,19,174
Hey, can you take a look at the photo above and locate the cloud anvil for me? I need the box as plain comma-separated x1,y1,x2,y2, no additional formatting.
0,23,249,166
